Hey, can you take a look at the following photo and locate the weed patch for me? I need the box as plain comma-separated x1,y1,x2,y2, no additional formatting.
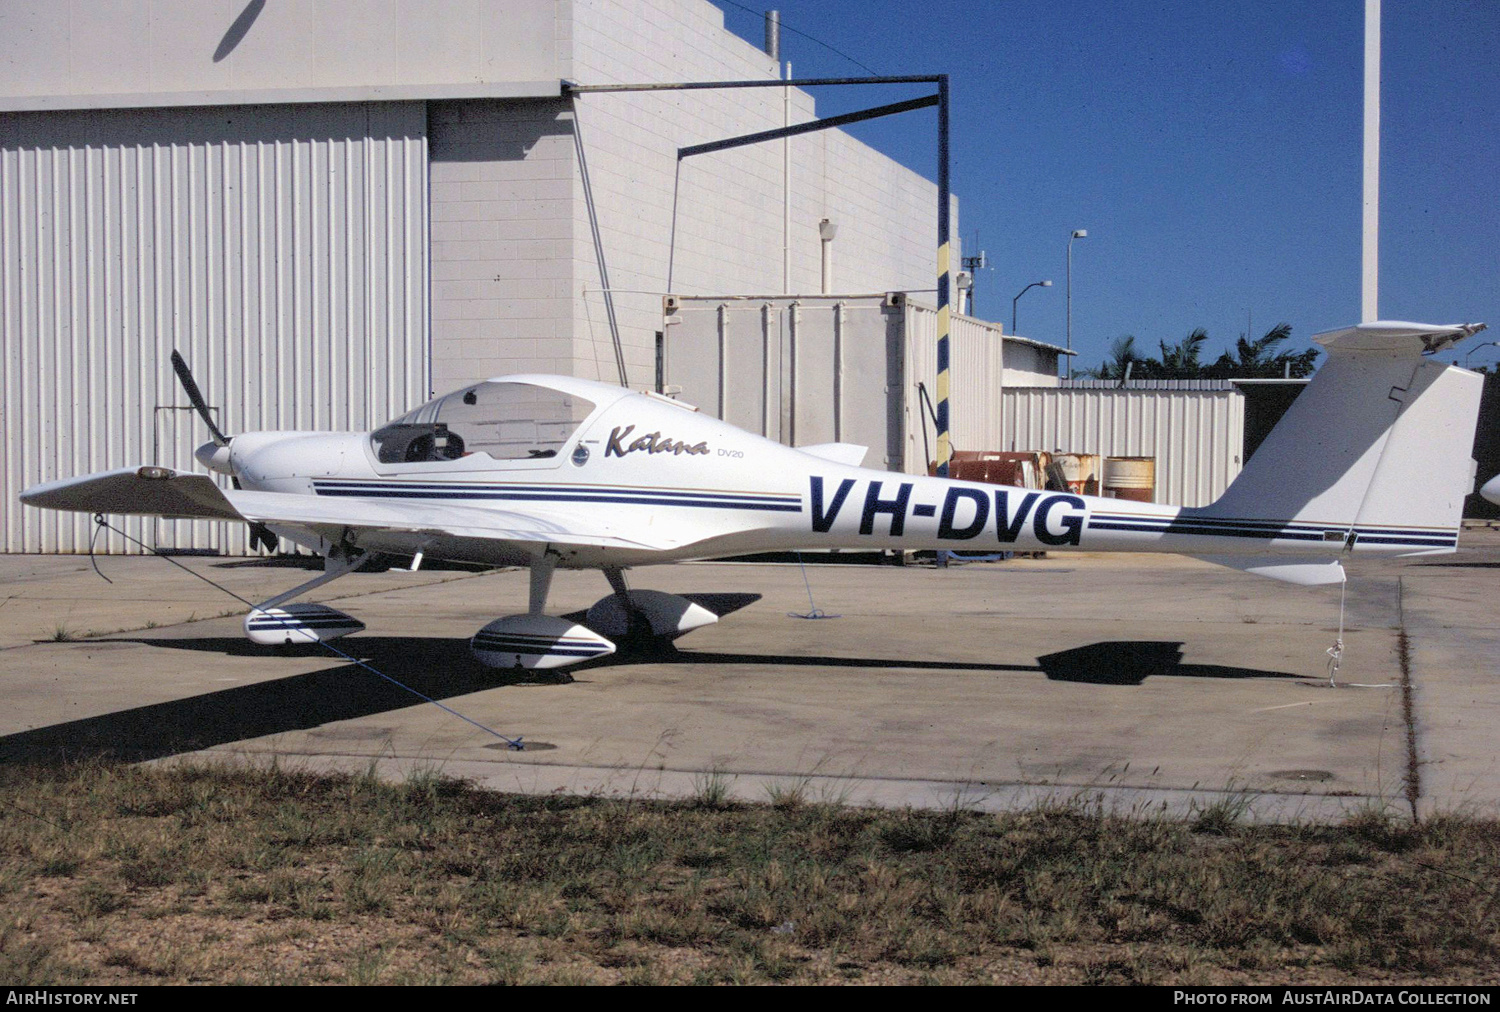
0,762,1494,984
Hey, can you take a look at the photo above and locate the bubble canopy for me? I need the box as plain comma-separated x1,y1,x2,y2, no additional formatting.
371,381,596,464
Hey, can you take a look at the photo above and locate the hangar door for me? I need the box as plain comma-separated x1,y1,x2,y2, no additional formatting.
0,102,429,553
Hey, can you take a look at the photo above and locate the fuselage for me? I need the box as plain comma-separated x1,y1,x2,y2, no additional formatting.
216,375,1453,569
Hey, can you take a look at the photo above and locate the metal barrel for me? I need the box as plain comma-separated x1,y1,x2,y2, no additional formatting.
1051,452,1101,496
1103,456,1156,502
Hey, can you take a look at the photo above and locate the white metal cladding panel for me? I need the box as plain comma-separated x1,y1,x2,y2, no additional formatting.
662,296,900,468
997,388,1246,507
902,302,1008,474
0,102,429,553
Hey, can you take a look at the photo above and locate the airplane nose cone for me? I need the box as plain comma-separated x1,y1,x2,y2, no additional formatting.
195,440,234,475
1482,473,1500,506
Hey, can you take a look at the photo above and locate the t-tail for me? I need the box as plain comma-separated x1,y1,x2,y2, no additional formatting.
1189,320,1487,584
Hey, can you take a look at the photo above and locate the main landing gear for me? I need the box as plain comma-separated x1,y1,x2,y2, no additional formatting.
468,557,717,671
242,548,373,645
236,545,717,673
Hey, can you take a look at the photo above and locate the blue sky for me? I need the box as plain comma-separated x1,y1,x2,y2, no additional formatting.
713,1,1499,373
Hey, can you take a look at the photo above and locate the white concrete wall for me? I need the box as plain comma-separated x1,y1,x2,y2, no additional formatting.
0,0,568,103
566,0,952,386
1002,341,1063,387
425,0,955,391
428,98,579,393
6,0,953,398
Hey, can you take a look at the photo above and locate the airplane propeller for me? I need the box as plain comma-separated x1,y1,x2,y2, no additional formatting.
170,350,231,447
169,350,278,554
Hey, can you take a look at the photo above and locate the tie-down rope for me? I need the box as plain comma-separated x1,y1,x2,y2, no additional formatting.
89,515,527,750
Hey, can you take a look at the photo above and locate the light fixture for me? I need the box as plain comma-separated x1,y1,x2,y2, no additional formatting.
1012,280,1053,334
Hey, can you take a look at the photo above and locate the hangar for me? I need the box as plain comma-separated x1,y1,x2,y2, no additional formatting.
3,0,1036,553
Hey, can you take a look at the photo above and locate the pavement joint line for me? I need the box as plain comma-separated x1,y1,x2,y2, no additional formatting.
1397,575,1421,821
189,747,1387,801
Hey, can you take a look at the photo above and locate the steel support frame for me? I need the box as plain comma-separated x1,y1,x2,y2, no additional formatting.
564,74,954,481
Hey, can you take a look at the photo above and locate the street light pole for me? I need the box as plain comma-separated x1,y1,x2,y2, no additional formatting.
1011,280,1053,335
1464,341,1500,368
1066,230,1087,380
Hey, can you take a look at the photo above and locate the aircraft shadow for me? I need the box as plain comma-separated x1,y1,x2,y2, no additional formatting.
0,635,1298,765
597,638,1302,687
600,642,1037,673
0,637,533,765
1413,561,1500,569
1031,641,1304,686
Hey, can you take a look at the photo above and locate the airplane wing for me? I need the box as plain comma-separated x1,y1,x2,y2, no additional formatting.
230,489,682,551
19,467,689,553
20,467,244,520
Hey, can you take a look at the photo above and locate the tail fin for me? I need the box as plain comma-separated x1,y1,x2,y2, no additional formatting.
1204,321,1486,555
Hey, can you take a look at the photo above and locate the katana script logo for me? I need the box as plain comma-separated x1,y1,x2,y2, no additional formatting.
605,425,710,458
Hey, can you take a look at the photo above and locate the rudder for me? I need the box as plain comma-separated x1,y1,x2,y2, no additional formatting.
1202,321,1485,555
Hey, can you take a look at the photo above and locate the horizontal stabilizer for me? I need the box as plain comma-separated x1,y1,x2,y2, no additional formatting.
1312,320,1486,355
1196,555,1346,586
19,467,242,521
798,442,869,467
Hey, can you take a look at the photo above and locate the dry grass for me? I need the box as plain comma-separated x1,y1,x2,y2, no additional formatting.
0,761,1496,984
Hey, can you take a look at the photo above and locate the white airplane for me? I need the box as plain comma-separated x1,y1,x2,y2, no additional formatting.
1481,474,1500,507
19,320,1488,671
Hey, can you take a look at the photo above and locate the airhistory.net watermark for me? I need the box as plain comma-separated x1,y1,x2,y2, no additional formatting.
5,994,137,1006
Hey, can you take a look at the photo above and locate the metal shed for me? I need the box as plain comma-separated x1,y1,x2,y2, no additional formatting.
998,384,1247,507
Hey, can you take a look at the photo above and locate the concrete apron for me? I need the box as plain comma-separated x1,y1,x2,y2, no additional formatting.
1,534,1495,823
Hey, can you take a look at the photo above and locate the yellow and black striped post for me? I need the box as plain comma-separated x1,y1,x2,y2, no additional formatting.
935,76,952,481
934,77,951,568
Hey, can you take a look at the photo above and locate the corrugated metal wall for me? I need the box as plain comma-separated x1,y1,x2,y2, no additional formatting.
1,102,429,553
998,388,1246,507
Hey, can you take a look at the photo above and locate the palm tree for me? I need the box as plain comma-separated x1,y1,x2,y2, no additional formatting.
1077,323,1319,382
1155,328,1208,379
1204,323,1318,379
1078,335,1143,381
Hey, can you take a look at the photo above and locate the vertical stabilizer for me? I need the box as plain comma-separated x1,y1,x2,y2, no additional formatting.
1202,322,1485,554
